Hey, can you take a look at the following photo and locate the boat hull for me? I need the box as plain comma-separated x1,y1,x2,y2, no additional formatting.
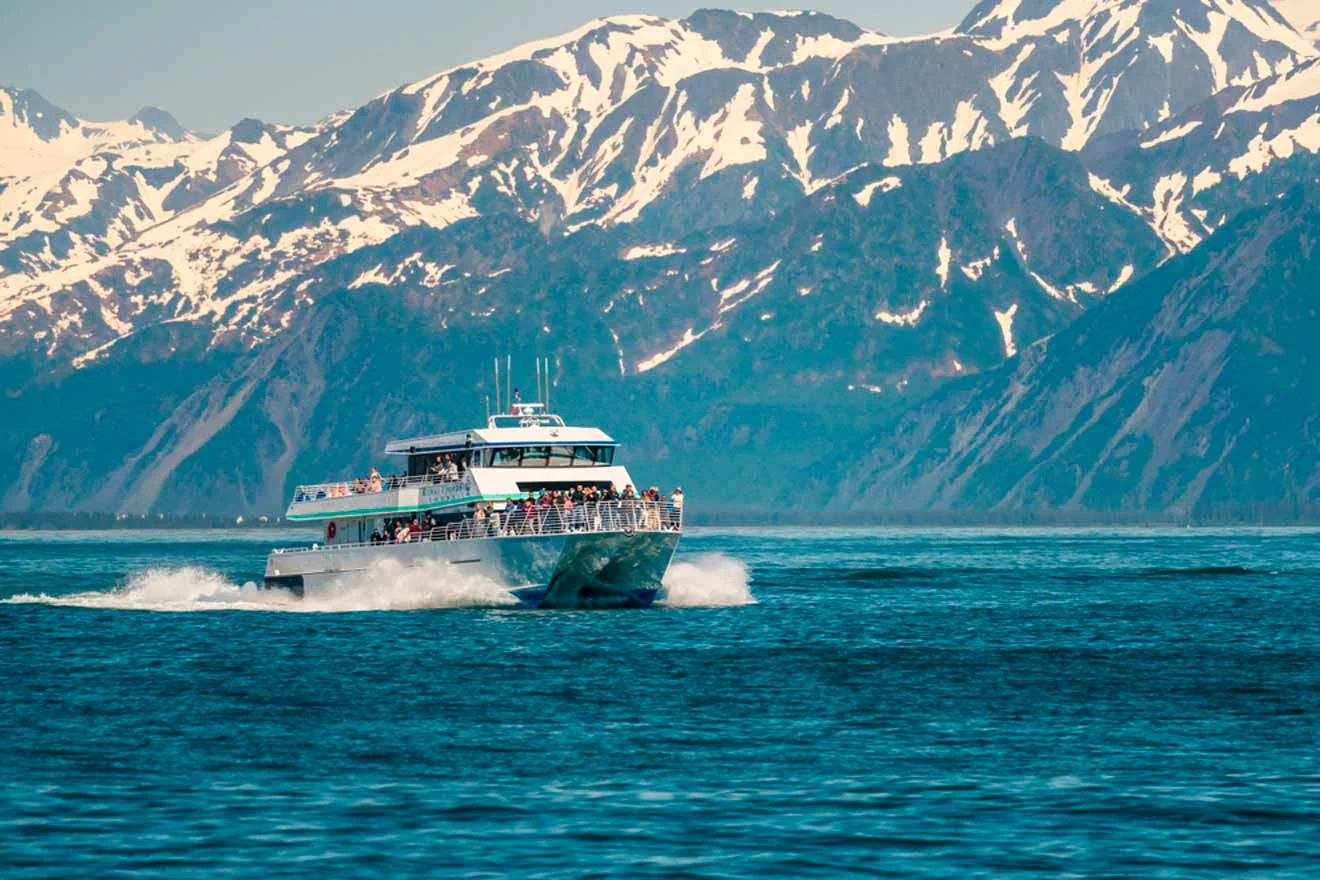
263,529,680,608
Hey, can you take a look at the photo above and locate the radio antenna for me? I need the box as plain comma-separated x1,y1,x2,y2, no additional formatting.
535,358,543,406
493,358,501,413
545,357,551,412
505,354,511,413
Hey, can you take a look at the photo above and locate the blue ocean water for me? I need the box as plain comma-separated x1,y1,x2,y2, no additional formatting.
2,527,1319,878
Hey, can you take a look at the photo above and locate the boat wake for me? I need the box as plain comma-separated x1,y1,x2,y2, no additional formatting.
3,553,753,612
658,553,755,607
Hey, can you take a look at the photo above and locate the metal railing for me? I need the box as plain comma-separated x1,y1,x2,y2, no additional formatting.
293,471,466,502
273,500,683,555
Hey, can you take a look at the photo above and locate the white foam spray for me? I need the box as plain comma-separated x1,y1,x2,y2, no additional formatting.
4,553,753,612
3,558,517,613
658,553,755,607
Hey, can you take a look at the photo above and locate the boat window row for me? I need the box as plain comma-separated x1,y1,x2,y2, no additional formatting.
403,445,616,475
488,445,615,468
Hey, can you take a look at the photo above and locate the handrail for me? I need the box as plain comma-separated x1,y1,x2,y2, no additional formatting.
273,500,684,555
292,471,466,501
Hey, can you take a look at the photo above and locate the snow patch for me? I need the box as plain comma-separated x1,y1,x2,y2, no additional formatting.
875,300,929,327
622,243,685,260
935,236,951,289
884,115,912,166
636,325,713,372
961,254,993,281
1141,120,1202,149
852,176,901,206
994,303,1018,358
1108,264,1134,294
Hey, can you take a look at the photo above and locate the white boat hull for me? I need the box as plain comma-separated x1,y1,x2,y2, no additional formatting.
263,529,680,608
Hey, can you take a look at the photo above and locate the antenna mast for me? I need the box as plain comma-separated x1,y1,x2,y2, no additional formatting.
506,355,511,413
545,357,551,413
535,358,542,407
493,358,501,413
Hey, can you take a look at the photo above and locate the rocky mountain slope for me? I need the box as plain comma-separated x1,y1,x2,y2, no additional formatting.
833,184,1320,515
3,0,1320,515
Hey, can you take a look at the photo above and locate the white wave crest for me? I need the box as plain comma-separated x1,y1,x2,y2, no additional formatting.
659,553,755,607
3,558,517,613
4,552,753,612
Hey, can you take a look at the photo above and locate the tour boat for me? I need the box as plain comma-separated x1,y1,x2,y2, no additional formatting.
262,393,683,608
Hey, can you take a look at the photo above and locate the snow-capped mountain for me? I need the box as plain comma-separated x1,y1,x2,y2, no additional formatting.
4,1,1318,366
4,0,1320,515
0,86,314,289
1084,54,1320,255
958,0,1314,147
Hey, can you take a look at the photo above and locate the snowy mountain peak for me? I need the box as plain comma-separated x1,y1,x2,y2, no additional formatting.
960,0,1315,57
127,106,188,141
0,86,79,143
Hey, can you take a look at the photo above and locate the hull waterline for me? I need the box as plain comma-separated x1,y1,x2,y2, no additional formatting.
264,529,680,609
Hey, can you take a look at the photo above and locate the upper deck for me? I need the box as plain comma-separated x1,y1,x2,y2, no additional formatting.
285,403,637,522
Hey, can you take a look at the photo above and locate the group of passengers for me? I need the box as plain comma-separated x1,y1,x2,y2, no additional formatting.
497,484,682,535
426,453,464,483
364,484,684,545
314,467,395,499
307,454,470,501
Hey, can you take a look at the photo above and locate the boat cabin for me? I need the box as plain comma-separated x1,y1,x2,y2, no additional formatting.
284,403,639,544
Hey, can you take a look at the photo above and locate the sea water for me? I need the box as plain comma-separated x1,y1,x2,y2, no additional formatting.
2,527,1318,877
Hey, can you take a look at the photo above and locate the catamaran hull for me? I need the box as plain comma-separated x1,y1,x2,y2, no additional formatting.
263,530,680,609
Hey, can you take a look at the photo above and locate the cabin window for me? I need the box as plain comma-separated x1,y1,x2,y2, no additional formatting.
522,446,551,467
486,445,616,467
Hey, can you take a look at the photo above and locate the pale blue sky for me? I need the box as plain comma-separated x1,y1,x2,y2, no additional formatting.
0,0,976,134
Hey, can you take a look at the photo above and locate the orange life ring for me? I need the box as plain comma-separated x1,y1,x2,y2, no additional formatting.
326,521,337,541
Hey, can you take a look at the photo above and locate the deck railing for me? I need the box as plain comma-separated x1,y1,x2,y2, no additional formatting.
273,500,683,555
292,471,466,502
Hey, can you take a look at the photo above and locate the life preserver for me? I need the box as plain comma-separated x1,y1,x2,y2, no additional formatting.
326,521,337,541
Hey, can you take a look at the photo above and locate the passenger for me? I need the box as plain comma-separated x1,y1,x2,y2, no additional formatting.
645,489,660,529
521,496,537,534
571,489,586,531
510,388,522,413
474,502,489,537
369,467,382,493
622,484,637,529
409,517,421,540
370,527,382,545
429,456,444,483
